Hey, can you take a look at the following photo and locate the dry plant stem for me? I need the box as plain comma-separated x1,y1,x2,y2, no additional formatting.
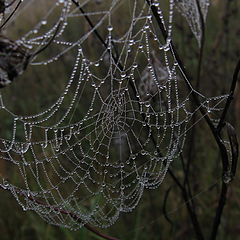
162,186,174,229
71,0,162,155
71,0,132,94
145,0,229,185
6,0,18,8
71,0,120,61
184,0,206,221
186,0,206,183
147,2,239,240
0,185,119,240
217,59,240,132
75,1,235,239
148,191,162,234
168,169,204,240
195,0,205,91
147,0,215,132
30,21,62,59
180,155,195,210
147,0,239,239
71,0,107,48
0,0,22,30
146,1,205,239
210,59,240,240
209,182,227,240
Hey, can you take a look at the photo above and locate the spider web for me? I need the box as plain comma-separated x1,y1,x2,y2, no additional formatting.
0,0,228,230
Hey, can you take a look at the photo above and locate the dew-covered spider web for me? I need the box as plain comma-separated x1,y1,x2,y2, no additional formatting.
0,0,228,230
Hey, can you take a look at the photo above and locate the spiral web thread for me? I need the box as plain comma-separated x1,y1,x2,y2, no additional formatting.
0,0,228,230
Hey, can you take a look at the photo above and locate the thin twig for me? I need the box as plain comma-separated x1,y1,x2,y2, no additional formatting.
184,0,206,224
226,123,239,178
162,186,174,229
209,183,227,240
186,0,206,182
6,0,18,8
209,59,240,240
146,0,231,177
146,1,207,239
31,22,62,59
25,21,63,69
217,59,240,132
169,168,204,240
146,2,239,240
71,0,107,48
54,3,205,239
71,0,120,61
0,0,22,30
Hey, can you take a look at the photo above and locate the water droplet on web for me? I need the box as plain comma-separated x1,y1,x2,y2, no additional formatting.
41,20,47,25
121,73,126,78
107,25,113,31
